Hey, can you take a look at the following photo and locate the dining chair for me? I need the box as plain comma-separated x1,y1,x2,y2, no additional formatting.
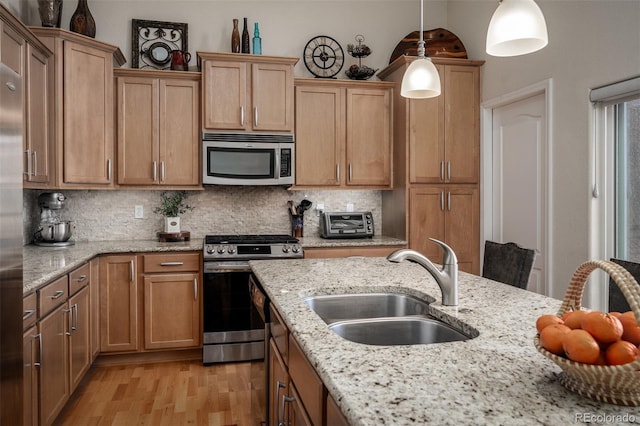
609,258,640,312
482,241,536,289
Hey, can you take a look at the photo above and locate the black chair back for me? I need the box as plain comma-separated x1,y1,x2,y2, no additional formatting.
482,241,536,289
609,258,640,312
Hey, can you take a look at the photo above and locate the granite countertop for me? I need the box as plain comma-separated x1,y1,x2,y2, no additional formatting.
23,239,203,294
249,257,640,425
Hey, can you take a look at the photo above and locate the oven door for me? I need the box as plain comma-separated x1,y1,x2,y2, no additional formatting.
203,261,264,363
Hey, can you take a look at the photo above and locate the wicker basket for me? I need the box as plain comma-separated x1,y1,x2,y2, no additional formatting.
533,260,640,406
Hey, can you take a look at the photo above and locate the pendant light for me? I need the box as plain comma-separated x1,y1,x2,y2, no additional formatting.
486,0,548,57
400,0,441,99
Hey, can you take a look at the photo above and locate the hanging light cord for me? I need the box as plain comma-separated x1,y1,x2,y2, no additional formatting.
417,0,425,58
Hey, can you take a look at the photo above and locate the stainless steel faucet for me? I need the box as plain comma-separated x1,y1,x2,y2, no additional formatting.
387,238,459,306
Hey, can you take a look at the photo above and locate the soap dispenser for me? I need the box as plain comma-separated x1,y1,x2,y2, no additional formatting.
253,22,262,55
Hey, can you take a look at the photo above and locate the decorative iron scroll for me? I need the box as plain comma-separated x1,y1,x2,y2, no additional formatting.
131,19,188,69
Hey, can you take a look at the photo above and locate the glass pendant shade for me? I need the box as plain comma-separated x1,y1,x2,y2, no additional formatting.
401,57,441,98
486,0,548,57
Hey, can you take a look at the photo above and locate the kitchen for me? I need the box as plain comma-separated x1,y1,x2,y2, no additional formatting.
2,0,640,425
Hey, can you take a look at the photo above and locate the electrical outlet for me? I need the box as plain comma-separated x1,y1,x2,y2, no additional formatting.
134,205,144,219
346,203,354,212
316,202,325,217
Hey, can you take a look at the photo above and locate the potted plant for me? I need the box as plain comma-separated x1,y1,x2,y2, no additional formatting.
153,191,194,233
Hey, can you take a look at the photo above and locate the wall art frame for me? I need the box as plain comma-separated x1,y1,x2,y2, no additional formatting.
131,19,188,69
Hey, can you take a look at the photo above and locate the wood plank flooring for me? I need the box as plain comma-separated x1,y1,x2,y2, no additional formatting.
54,360,258,426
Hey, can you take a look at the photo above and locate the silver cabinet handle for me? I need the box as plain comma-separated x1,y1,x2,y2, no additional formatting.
440,191,444,211
440,160,444,181
282,395,295,425
336,164,340,183
49,290,65,299
193,278,198,300
129,259,135,282
254,106,258,127
447,161,451,181
107,159,112,181
448,191,451,211
23,309,36,321
275,381,286,426
153,161,157,182
64,307,72,336
159,262,184,266
71,303,78,331
75,274,87,283
6,81,16,91
240,106,245,126
349,163,353,183
33,151,37,177
24,149,31,177
34,333,42,367
160,161,165,182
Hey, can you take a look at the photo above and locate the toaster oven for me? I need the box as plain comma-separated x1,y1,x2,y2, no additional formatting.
319,212,374,239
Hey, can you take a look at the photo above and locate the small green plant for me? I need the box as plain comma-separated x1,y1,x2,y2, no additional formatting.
153,191,194,217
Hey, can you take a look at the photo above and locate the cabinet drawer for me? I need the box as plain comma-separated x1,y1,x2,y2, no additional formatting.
23,292,37,329
69,263,90,295
38,275,69,317
270,305,288,364
143,253,200,273
289,336,324,426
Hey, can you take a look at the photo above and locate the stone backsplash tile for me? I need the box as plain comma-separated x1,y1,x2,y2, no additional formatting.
24,187,382,244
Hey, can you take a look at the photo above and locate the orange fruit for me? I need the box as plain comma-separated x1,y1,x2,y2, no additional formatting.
605,340,640,365
562,310,589,329
540,324,571,355
562,329,601,364
621,311,639,323
620,318,640,346
581,311,623,344
536,314,564,332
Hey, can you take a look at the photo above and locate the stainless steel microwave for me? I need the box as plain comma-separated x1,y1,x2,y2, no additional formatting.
202,132,294,186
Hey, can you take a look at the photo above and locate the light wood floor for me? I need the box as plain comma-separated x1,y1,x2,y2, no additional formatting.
54,360,258,426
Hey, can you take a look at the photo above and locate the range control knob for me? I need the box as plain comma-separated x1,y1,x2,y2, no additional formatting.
228,246,237,254
217,246,226,254
292,245,301,253
282,245,290,253
206,245,214,254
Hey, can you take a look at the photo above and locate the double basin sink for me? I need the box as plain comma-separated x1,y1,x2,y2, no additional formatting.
303,293,475,346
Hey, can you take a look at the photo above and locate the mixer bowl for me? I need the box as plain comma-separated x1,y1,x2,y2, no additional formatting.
40,221,73,242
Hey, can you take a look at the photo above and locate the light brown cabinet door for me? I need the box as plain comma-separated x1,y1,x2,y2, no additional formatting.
62,40,114,185
39,304,70,426
117,76,158,185
159,78,200,185
89,258,100,360
99,255,138,352
251,62,294,132
409,186,479,274
294,84,343,186
25,44,51,184
1,21,24,75
23,326,39,426
202,60,248,130
68,286,91,393
444,65,480,183
143,272,200,349
346,87,392,187
269,339,289,426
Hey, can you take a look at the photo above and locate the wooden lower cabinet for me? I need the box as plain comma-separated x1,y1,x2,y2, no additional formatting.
143,272,200,349
23,326,39,426
90,258,100,360
68,285,91,392
99,255,139,352
326,393,350,426
38,303,70,426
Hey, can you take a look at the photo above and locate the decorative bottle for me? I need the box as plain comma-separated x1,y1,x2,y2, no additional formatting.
241,17,250,54
69,0,96,38
252,22,262,55
231,19,240,53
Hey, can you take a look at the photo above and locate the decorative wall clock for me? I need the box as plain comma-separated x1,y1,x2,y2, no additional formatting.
303,35,344,78
132,19,188,69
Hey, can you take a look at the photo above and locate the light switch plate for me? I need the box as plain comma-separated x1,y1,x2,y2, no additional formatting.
346,203,354,212
134,205,144,219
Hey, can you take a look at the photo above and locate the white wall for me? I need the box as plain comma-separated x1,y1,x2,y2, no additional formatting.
447,0,640,300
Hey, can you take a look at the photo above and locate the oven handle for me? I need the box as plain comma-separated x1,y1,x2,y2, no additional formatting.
203,262,252,273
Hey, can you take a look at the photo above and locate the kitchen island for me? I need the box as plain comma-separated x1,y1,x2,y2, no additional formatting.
249,257,640,425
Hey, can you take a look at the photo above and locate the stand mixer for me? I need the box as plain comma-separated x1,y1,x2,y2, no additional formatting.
34,192,74,246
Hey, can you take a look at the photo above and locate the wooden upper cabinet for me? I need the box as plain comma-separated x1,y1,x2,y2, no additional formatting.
294,79,393,189
1,20,25,75
199,52,297,132
30,27,125,189
116,69,200,187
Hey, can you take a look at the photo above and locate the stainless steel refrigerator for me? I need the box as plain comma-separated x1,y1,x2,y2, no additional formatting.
1,61,24,424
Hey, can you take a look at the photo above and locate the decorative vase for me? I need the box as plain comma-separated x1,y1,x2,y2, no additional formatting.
252,22,262,55
37,0,63,28
241,17,250,54
70,0,96,38
231,19,240,53
164,217,180,233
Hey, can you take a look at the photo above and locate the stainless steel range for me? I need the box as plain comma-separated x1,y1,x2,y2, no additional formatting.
202,234,302,364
